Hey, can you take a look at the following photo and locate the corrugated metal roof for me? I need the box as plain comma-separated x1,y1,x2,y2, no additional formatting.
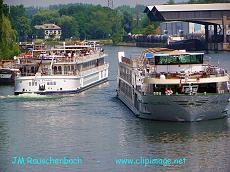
146,3,230,12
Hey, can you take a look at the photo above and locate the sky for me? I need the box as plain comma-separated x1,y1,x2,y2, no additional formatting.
4,0,187,7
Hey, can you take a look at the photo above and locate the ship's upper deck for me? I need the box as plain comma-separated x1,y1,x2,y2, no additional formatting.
121,48,204,67
119,48,228,85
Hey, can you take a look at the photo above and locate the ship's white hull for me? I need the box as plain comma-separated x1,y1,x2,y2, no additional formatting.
117,90,230,122
14,67,108,95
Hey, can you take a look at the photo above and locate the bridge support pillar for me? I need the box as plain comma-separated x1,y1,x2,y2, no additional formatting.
214,24,218,51
205,24,209,50
222,16,227,43
222,16,230,51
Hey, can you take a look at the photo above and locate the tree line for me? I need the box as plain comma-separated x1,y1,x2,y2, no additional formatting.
4,3,160,43
0,0,20,59
0,2,161,59
1,1,228,59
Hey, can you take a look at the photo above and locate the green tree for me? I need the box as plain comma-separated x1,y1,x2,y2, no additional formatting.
0,0,3,44
167,0,175,4
122,11,133,33
0,15,20,59
31,9,59,26
58,15,79,40
17,16,31,41
58,4,123,42
144,24,157,35
10,5,31,41
0,2,20,59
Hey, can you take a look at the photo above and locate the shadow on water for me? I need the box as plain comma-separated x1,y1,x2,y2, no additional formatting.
135,118,230,144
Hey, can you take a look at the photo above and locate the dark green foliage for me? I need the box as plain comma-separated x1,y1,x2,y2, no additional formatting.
167,0,176,4
0,1,20,60
122,11,133,33
58,4,123,41
116,5,160,35
10,5,31,42
0,0,2,42
31,9,60,26
58,15,79,39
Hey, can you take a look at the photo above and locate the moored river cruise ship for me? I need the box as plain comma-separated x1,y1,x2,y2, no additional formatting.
117,48,230,122
14,43,109,95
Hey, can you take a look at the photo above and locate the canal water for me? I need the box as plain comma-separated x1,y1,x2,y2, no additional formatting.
0,46,230,172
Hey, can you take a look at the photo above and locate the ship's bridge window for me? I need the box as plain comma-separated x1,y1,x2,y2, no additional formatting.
155,54,203,65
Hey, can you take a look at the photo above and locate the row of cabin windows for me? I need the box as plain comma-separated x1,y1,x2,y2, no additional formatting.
119,80,132,98
23,59,104,76
47,81,56,85
21,66,38,74
53,65,75,74
29,82,37,86
28,81,56,86
82,60,98,70
119,66,132,83
145,83,218,94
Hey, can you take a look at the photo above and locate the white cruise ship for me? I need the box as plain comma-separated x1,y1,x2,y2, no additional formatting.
117,48,230,122
14,43,109,95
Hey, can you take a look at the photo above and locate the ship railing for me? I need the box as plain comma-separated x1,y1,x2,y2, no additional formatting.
20,63,109,77
146,70,227,80
141,92,227,96
77,52,104,63
50,51,104,63
119,74,132,84
79,63,109,76
139,88,227,96
33,64,108,76
20,73,36,77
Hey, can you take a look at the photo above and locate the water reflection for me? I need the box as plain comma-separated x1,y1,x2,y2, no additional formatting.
120,118,230,171
138,118,230,143
0,116,9,172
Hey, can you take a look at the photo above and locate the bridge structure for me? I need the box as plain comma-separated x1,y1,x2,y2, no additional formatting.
144,3,230,50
